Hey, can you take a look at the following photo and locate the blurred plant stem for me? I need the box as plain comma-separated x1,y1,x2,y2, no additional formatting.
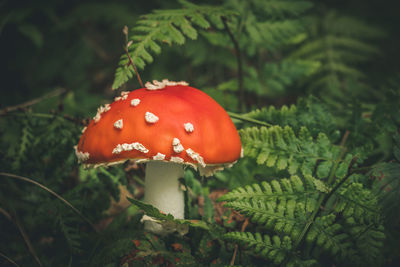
228,111,271,127
222,16,245,112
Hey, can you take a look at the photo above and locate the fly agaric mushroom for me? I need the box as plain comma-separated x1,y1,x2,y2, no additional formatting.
75,79,242,233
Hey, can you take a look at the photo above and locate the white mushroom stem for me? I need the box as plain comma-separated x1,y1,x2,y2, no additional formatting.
143,161,184,233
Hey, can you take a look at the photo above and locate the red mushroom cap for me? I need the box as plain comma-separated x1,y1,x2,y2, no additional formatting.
75,80,242,174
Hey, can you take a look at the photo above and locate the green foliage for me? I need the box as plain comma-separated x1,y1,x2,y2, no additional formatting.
220,171,384,265
220,175,317,239
371,162,400,220
87,213,143,266
223,232,293,265
306,214,351,257
370,132,400,223
243,96,339,138
128,197,174,221
219,119,385,265
225,0,313,54
219,60,320,97
197,0,315,104
127,197,210,231
0,113,135,265
240,125,343,177
113,0,236,89
57,210,83,253
11,117,33,170
289,11,384,105
333,182,380,224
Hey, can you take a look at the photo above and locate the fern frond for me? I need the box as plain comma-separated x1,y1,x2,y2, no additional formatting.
57,213,82,252
220,175,385,264
127,197,210,231
320,62,365,78
88,226,140,266
224,198,306,236
290,11,383,100
112,0,235,89
218,175,317,202
243,97,338,138
347,224,385,266
225,0,312,54
249,19,306,51
291,36,379,60
220,175,324,238
128,197,174,220
370,161,400,221
240,125,341,177
306,214,351,257
223,232,292,265
333,182,380,225
12,118,33,170
216,60,319,97
254,0,313,17
326,13,384,38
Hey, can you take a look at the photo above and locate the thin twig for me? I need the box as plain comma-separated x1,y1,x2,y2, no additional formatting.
0,207,12,220
0,207,42,267
0,251,20,267
1,88,67,114
230,218,249,266
14,215,43,266
122,26,143,88
123,47,144,88
339,130,350,147
0,172,97,233
222,16,245,112
228,111,272,127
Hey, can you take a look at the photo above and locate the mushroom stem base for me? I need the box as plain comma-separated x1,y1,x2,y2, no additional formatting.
143,161,184,233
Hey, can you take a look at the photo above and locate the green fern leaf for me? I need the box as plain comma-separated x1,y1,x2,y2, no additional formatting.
371,161,400,221
257,0,313,17
127,197,174,221
218,175,317,202
112,1,235,89
240,125,342,176
347,224,385,266
12,117,33,170
223,232,292,265
57,212,83,253
306,214,351,257
243,97,339,140
219,176,322,238
127,197,210,231
289,11,383,102
225,0,312,55
334,182,380,224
